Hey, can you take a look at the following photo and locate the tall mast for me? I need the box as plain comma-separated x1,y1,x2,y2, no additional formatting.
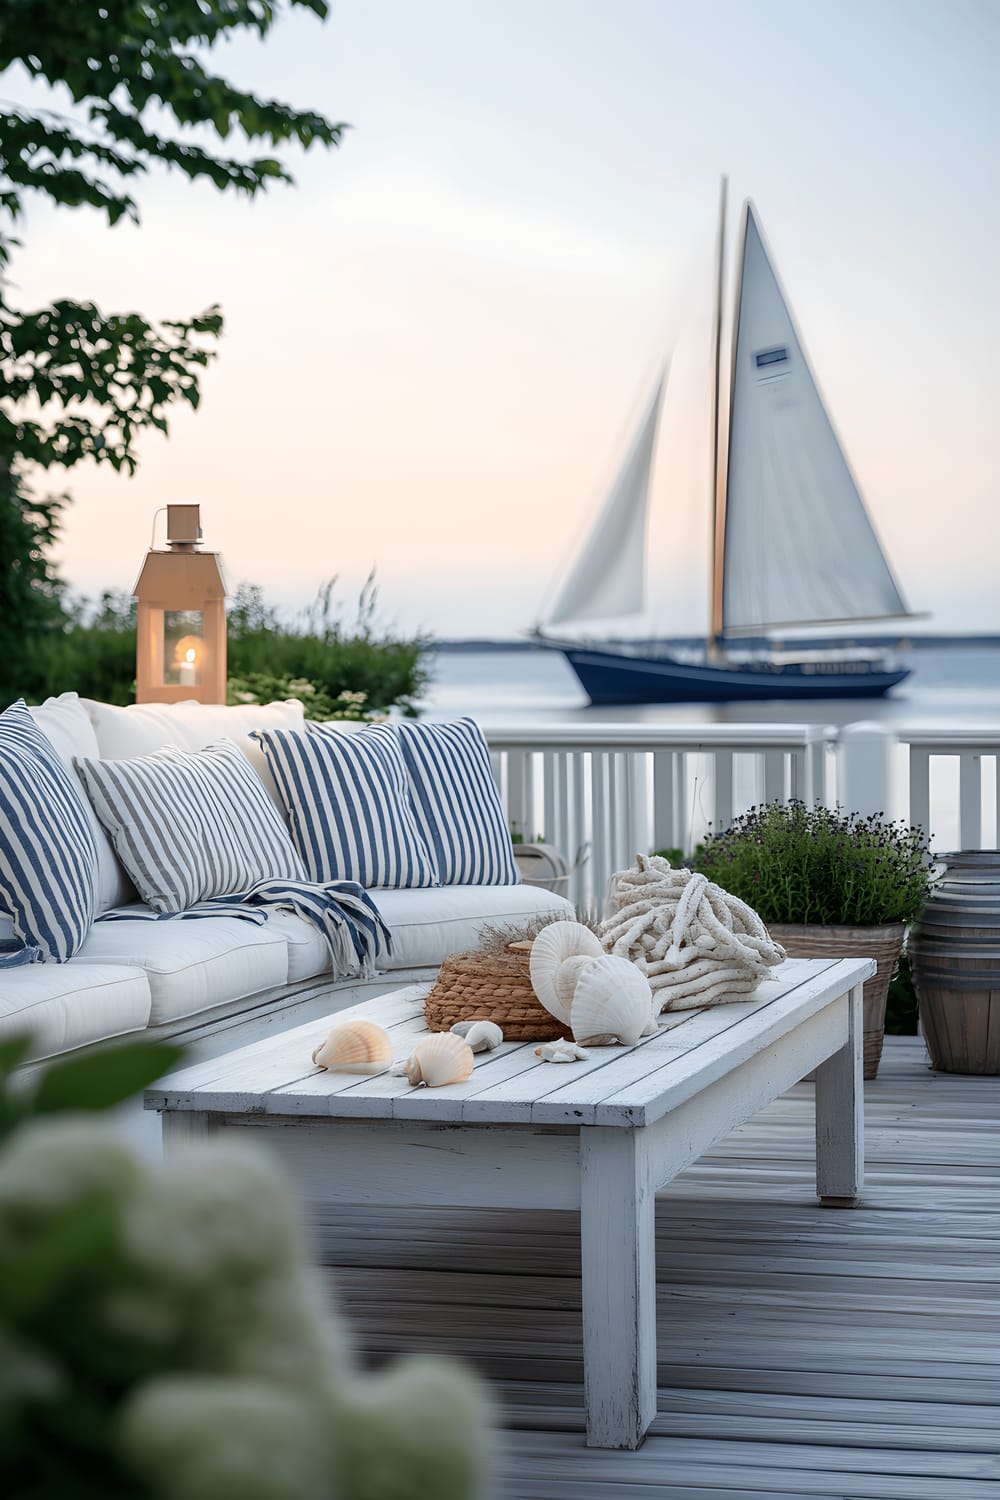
709,175,727,649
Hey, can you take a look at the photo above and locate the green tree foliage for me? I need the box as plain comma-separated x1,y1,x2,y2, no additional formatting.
0,1,344,695
0,474,66,692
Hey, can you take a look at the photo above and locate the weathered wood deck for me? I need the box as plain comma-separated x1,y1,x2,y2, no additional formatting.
315,1036,1000,1498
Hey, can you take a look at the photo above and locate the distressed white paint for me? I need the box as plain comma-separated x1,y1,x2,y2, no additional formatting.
580,1126,657,1448
814,981,865,1204
150,957,870,1449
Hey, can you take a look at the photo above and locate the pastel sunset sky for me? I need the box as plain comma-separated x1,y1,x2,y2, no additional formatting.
9,0,999,638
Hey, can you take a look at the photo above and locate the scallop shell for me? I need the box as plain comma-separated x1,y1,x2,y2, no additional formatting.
312,1020,393,1073
451,1020,504,1052
403,1032,475,1087
529,921,604,1023
569,955,654,1047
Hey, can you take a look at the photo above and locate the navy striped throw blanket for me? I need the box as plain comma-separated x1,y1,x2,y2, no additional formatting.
98,878,392,980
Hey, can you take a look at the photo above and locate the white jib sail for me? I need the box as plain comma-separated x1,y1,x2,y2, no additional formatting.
722,206,909,633
546,370,667,628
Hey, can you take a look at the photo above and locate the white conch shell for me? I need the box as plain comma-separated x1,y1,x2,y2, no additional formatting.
451,1020,503,1052
311,1020,393,1073
403,1032,475,1087
569,955,654,1046
529,921,604,1023
535,1039,590,1063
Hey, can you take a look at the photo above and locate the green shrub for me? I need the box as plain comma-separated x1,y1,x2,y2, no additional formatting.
691,801,932,927
226,578,429,717
17,577,429,715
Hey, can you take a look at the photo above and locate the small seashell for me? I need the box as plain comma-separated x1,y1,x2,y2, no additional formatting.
570,955,654,1047
403,1032,475,1087
451,1020,504,1052
529,921,604,1023
535,1039,590,1063
312,1020,394,1073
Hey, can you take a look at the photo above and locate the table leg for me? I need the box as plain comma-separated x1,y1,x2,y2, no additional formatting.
579,1125,656,1449
815,982,864,1207
161,1110,217,1154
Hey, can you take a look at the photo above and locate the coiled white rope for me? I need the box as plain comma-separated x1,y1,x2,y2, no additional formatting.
598,854,785,1012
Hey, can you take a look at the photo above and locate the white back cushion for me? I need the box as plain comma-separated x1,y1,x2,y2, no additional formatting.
82,698,306,814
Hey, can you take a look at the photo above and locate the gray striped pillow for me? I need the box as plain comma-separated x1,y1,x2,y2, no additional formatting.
74,739,306,913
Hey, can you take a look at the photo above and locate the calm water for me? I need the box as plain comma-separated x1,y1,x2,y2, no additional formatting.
419,643,1000,729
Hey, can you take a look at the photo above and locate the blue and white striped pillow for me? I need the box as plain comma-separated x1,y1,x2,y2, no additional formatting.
0,699,99,963
251,725,438,889
394,718,520,886
75,739,306,913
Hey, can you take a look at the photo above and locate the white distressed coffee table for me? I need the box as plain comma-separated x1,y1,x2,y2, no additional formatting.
148,955,873,1450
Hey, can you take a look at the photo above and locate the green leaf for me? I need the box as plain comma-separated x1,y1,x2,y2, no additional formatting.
31,1040,187,1116
1,1192,120,1307
0,1034,34,1079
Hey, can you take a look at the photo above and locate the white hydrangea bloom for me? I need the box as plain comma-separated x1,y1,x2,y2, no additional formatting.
0,1117,139,1230
117,1375,332,1500
121,1141,304,1284
331,1355,493,1500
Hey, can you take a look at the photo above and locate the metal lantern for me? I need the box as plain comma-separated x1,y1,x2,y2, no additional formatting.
133,505,227,704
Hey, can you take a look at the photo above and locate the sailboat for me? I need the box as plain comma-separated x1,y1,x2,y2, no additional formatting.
536,182,916,704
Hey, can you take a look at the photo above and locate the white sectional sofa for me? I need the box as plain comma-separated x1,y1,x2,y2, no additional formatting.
0,695,571,1064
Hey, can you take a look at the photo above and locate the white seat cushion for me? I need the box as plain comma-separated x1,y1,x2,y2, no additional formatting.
0,962,151,1060
265,909,332,983
370,884,573,970
75,913,289,1025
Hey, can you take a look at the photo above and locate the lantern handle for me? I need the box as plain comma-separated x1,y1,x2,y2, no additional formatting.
149,507,168,550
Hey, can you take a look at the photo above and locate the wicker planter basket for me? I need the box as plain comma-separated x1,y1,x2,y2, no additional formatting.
423,940,568,1042
768,922,905,1080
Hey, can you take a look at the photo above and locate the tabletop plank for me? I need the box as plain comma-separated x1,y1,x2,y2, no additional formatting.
147,985,430,1113
595,959,873,1128
149,959,869,1129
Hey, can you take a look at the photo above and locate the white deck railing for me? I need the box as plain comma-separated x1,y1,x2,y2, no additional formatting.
486,721,1000,912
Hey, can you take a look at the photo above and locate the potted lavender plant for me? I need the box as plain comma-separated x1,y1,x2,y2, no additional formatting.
692,802,931,1078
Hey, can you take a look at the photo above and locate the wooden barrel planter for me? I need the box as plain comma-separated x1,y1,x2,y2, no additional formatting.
909,851,1000,1075
767,922,905,1081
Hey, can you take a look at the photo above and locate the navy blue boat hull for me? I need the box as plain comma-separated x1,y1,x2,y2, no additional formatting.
561,647,910,705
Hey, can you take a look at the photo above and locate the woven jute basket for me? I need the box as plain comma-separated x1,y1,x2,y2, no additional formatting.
768,922,905,1080
423,939,569,1042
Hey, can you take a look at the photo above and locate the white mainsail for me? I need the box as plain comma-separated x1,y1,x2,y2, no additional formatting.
721,204,910,634
546,370,666,628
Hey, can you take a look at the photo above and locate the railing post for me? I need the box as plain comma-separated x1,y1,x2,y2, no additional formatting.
505,750,535,844
837,722,897,819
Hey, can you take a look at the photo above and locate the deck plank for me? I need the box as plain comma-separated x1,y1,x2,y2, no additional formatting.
309,1036,1000,1497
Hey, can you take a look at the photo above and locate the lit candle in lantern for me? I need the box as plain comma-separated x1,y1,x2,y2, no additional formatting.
173,634,203,688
